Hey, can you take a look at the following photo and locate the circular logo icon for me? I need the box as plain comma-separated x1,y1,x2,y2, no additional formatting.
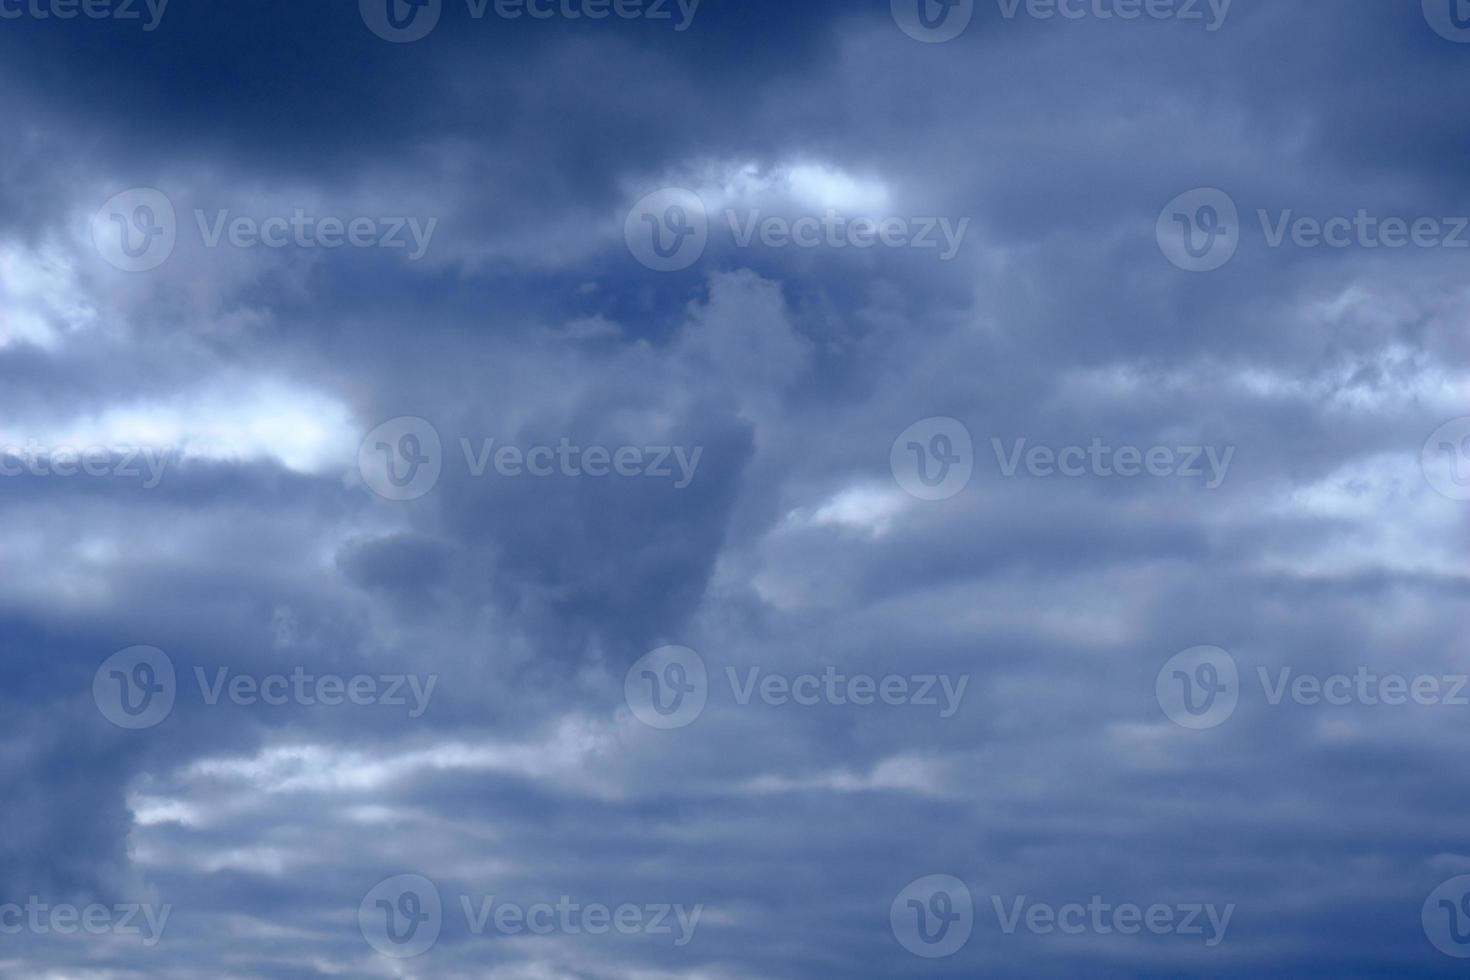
625,188,708,272
891,418,973,501
625,646,708,730
1156,646,1239,730
92,188,177,273
1422,417,1470,501
360,874,443,958
1424,876,1470,957
892,0,975,42
891,874,974,958
93,646,177,730
359,417,443,502
1156,188,1239,272
1424,0,1470,42
360,0,441,42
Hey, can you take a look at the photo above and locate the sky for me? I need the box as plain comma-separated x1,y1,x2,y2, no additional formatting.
2,0,1470,976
